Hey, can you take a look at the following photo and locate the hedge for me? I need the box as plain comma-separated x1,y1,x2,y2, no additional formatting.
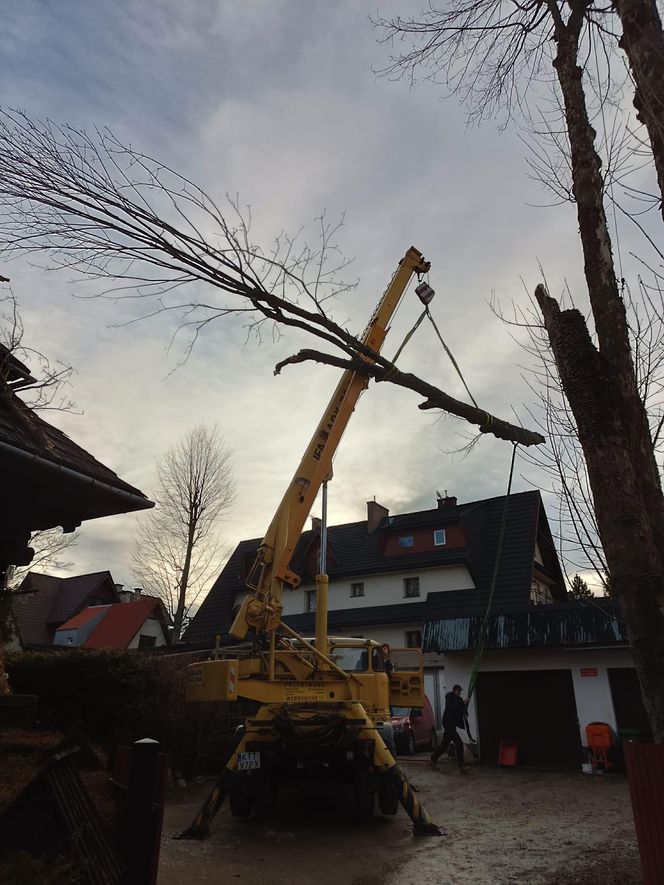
5,649,254,774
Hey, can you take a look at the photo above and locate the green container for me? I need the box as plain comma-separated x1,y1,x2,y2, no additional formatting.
618,728,640,743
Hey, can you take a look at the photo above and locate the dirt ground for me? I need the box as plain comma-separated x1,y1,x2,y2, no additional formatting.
157,756,641,885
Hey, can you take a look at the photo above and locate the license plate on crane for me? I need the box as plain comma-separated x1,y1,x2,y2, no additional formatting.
237,751,261,770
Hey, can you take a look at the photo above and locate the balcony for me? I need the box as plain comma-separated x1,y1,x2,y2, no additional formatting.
422,600,627,653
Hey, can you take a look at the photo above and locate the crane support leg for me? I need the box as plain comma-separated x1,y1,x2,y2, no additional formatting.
177,750,241,840
177,704,275,839
351,703,444,837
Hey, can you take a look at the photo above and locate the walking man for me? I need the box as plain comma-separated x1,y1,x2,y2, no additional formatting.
429,684,470,774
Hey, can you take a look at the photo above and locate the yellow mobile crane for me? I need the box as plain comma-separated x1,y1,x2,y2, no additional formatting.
181,247,442,838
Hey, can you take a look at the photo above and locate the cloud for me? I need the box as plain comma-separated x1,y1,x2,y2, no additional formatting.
0,1,610,587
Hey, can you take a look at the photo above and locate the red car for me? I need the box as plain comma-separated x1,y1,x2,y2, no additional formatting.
391,696,438,755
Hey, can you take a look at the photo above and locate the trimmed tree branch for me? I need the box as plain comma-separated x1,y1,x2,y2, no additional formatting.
275,348,544,446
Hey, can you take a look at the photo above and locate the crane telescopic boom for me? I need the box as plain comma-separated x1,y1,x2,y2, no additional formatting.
230,246,431,641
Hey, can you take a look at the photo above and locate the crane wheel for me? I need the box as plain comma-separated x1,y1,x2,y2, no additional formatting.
378,783,399,815
254,781,278,820
355,783,376,819
229,785,253,818
353,759,376,820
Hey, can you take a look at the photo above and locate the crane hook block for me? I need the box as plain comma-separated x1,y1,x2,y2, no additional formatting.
415,282,435,305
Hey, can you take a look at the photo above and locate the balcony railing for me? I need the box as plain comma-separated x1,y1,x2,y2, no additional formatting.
423,600,627,652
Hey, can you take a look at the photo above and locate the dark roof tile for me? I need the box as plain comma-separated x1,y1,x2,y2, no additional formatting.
184,490,549,647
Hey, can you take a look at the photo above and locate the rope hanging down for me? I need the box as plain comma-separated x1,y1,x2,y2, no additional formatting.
388,276,521,732
466,442,519,705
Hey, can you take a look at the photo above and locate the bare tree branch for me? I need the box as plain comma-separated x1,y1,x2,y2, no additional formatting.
132,425,235,643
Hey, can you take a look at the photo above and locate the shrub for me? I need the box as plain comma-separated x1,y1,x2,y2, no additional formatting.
6,649,149,747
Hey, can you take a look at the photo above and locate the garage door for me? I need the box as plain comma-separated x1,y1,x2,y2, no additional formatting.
476,670,582,769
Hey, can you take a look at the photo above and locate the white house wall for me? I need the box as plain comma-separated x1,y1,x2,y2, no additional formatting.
127,617,168,649
330,624,424,647
442,646,634,750
279,565,476,616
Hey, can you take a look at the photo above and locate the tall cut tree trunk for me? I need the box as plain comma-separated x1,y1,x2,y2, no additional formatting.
614,0,664,223
542,9,664,741
536,289,664,741
554,23,664,561
172,528,195,644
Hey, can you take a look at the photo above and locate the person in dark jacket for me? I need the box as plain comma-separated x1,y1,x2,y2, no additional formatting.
429,684,470,773
381,643,394,677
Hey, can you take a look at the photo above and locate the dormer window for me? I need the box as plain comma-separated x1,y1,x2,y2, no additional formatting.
398,535,414,548
433,529,447,546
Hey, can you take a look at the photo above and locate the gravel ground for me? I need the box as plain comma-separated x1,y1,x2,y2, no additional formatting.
157,756,641,885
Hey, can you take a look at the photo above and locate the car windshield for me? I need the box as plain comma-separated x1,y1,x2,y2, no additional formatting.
391,707,410,717
331,646,369,672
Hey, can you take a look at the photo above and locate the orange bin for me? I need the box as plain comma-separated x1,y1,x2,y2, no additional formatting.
498,739,518,766
586,722,613,772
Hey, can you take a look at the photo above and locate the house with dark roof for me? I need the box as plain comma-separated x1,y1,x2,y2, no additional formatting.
186,490,565,650
53,595,169,650
186,489,646,769
12,571,119,647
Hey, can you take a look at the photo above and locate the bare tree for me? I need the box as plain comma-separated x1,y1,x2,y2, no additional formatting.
0,289,79,582
494,274,664,593
374,1,664,741
613,0,664,224
133,425,236,643
0,111,541,450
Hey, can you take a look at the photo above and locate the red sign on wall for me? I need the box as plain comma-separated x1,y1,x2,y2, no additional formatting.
580,667,598,677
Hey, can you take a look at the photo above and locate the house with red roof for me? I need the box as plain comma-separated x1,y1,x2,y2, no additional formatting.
53,594,170,650
12,571,119,647
12,572,172,650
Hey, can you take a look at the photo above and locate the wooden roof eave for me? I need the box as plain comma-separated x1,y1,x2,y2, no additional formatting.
0,438,153,530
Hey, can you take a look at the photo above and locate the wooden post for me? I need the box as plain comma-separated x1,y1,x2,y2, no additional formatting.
624,743,664,885
122,738,167,885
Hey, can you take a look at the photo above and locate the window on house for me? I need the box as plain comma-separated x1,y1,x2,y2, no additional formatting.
242,552,258,581
138,634,157,648
433,529,447,546
350,582,365,598
530,581,553,606
405,630,422,648
404,577,420,598
398,535,414,548
305,589,317,612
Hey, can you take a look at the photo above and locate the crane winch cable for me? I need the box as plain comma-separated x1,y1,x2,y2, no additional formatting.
461,441,519,743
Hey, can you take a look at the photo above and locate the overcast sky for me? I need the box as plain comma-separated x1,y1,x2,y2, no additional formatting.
1,0,642,590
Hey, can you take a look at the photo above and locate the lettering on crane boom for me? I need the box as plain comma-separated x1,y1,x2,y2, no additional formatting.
312,404,340,461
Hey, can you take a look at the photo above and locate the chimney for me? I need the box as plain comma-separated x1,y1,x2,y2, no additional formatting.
311,516,322,533
436,489,458,509
133,587,143,598
367,499,389,533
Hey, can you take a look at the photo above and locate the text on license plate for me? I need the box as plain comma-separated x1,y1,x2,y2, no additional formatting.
237,751,261,770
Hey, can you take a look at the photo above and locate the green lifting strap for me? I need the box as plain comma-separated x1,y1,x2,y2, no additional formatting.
390,306,428,365
466,442,519,706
